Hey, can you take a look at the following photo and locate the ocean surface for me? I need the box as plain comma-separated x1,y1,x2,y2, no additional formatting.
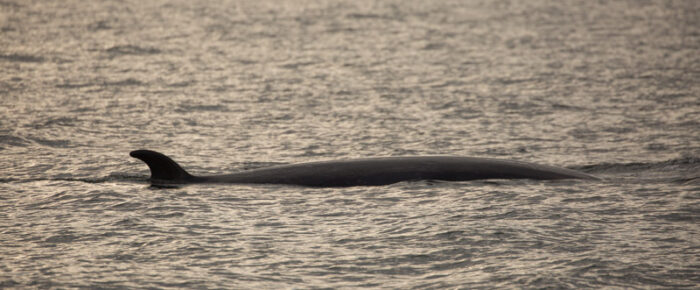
1,0,699,288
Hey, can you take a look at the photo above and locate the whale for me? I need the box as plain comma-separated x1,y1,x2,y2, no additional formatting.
130,149,599,187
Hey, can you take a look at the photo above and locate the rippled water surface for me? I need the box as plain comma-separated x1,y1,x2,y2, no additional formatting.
1,0,699,288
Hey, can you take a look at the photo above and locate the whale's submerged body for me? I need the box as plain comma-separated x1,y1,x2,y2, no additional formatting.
130,149,599,187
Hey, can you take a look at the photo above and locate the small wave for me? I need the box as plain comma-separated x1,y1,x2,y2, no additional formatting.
56,78,144,88
0,134,30,149
280,61,317,70
25,136,74,148
0,53,44,63
573,157,700,173
175,102,229,113
346,13,391,20
571,157,700,184
56,82,94,89
105,45,161,56
33,116,79,128
103,78,144,87
167,81,194,88
0,173,147,184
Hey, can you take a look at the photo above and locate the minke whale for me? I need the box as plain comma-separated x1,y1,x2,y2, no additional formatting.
130,149,599,187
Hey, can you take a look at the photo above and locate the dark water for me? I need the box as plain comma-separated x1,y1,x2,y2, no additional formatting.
1,0,699,288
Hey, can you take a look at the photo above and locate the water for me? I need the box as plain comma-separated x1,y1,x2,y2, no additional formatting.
1,0,699,288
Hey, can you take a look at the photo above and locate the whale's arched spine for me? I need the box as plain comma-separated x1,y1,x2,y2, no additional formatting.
130,149,600,187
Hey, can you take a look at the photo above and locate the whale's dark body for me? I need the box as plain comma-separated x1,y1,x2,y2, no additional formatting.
130,150,598,187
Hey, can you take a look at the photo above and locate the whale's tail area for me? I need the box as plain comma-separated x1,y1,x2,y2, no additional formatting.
130,150,198,183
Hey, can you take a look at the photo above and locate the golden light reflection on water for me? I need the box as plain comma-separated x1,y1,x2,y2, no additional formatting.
1,0,698,288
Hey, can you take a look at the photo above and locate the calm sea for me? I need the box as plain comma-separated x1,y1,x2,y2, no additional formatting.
1,0,698,288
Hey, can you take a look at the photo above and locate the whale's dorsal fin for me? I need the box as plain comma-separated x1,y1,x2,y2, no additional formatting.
130,150,196,183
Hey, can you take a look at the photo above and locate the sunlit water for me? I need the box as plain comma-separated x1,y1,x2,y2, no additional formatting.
1,0,699,288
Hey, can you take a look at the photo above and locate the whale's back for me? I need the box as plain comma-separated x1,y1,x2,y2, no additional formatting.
146,154,600,187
